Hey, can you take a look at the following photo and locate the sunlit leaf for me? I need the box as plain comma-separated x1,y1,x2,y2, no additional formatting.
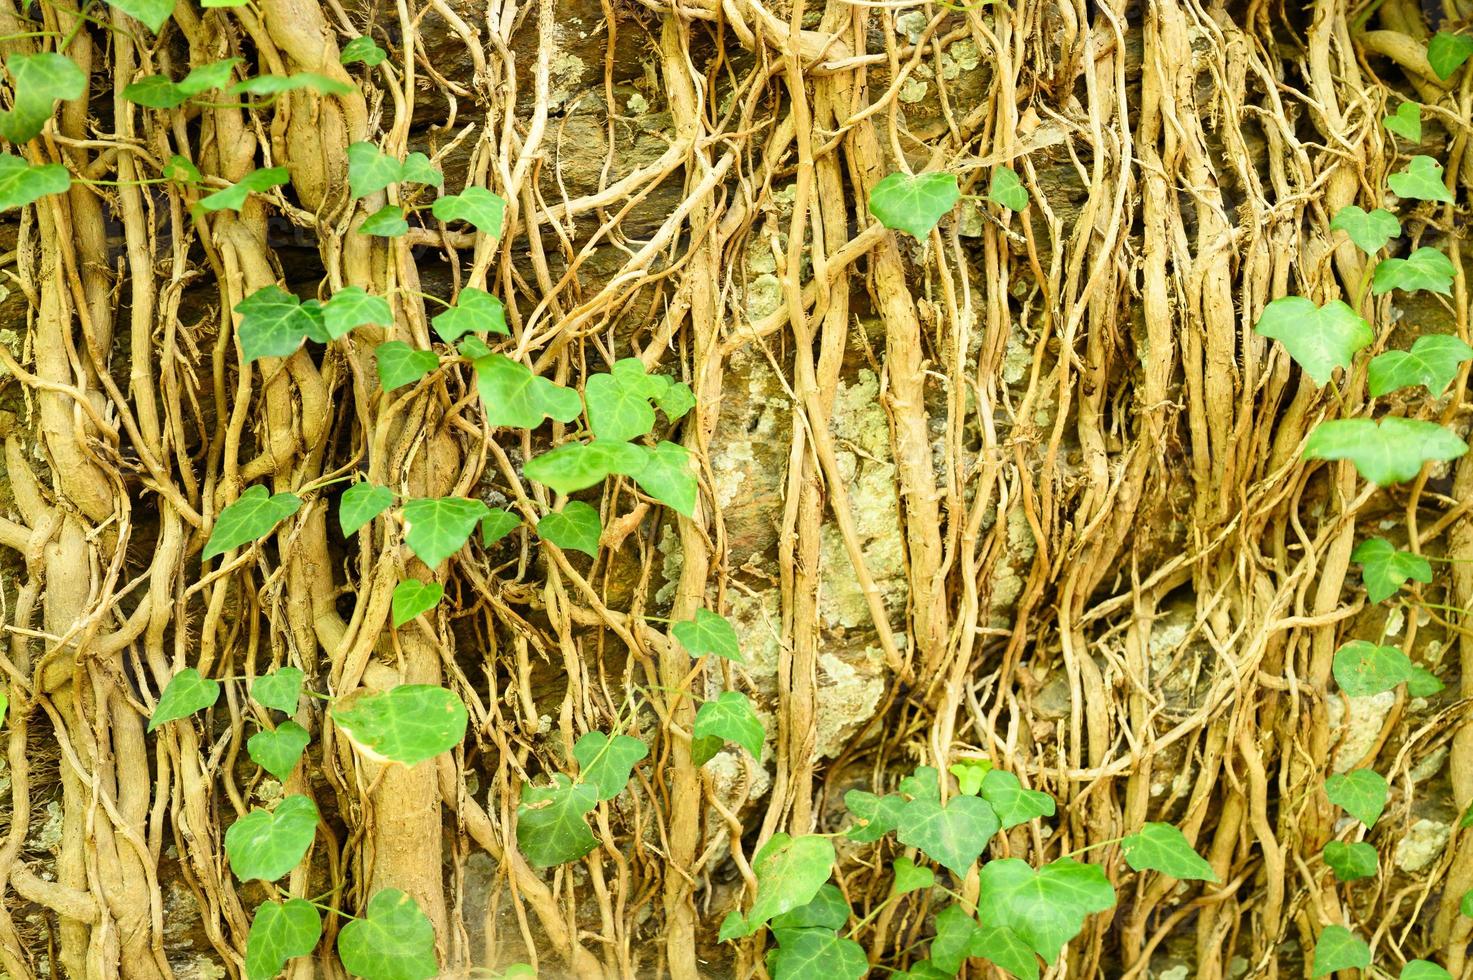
1332,640,1419,696
376,341,439,391
988,166,1028,210
949,759,992,796
224,794,318,881
472,353,583,429
629,441,697,516
980,769,1055,830
768,928,867,980
1427,31,1473,80
843,790,905,843
244,899,321,980
1372,247,1456,296
742,834,836,935
148,668,221,731
890,857,934,895
0,53,86,142
1323,840,1377,882
0,153,70,211
929,903,979,973
869,171,960,239
230,73,354,97
339,482,394,537
1303,417,1468,486
480,508,521,544
1351,537,1433,603
673,608,741,661
1369,335,1473,397
247,721,311,780
1121,822,1216,881
524,440,645,494
337,889,438,980
897,794,1000,877
251,667,304,713
102,0,174,32
1403,961,1453,980
1329,205,1400,255
1253,296,1371,387
322,286,393,339
346,142,441,197
341,36,388,67
203,484,302,559
537,502,601,558
401,496,489,568
432,187,507,237
692,691,764,764
200,166,290,213
516,774,598,867
975,857,1115,963
1311,925,1370,978
967,925,1040,980
331,685,469,765
391,580,444,627
1388,156,1454,203
771,883,850,930
164,155,202,184
360,205,408,237
572,730,648,800
122,58,239,109
432,288,508,341
1325,768,1388,827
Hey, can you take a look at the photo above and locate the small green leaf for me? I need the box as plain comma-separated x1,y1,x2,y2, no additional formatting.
771,883,850,930
898,794,1000,877
251,667,304,713
1389,156,1454,203
331,685,469,765
165,155,202,184
629,441,697,516
1325,768,1389,827
1121,822,1216,881
975,857,1115,963
1333,640,1418,696
524,441,645,495
949,759,992,796
1369,335,1473,398
537,502,601,557
843,790,905,843
1428,31,1473,80
869,171,960,239
967,925,1040,980
472,353,582,429
768,929,867,980
432,187,507,237
1303,417,1468,486
102,0,174,31
1384,100,1421,141
341,36,388,66
1311,925,1370,977
890,856,934,895
401,496,489,568
200,166,290,213
573,730,649,801
480,508,520,544
244,899,321,980
149,668,221,731
516,774,599,867
345,142,441,196
0,154,70,211
122,58,239,109
743,833,836,934
901,766,942,803
391,580,444,627
718,910,748,942
930,903,979,973
585,372,656,442
224,794,318,881
1329,206,1400,255
204,485,302,559
673,608,742,661
1253,296,1371,387
1407,665,1445,698
1352,537,1433,603
1373,247,1457,296
322,286,393,339
339,482,394,537
655,381,695,421
980,770,1055,830
988,165,1029,210
433,288,508,341
692,691,764,764
0,53,86,142
1403,961,1453,980
337,889,438,980
1323,840,1378,882
230,73,354,97
247,721,311,780
376,341,439,391
360,205,408,237
233,286,320,362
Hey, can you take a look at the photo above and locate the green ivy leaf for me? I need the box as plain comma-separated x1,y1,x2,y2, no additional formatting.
980,770,1055,830
655,381,695,421
0,153,70,211
472,353,582,429
204,485,302,559
401,496,489,568
1369,335,1473,397
346,142,441,196
1351,537,1433,603
1120,822,1216,881
771,883,850,930
433,288,508,341
1372,247,1457,296
537,502,601,558
1311,925,1370,977
360,205,408,237
432,187,507,237
391,580,444,627
673,608,742,661
949,759,992,796
337,889,438,980
1323,840,1377,882
901,766,942,803
1403,961,1453,980
102,0,174,31
1325,768,1389,827
869,171,960,239
967,925,1039,980
480,508,521,545
516,774,598,867
524,441,644,495
331,685,469,765
1428,31,1473,80
122,58,239,109
376,341,439,391
0,53,86,142
1407,665,1445,698
988,166,1029,210
897,795,1000,877
1384,100,1421,141
165,154,202,184
692,691,764,765
230,73,354,97
1253,297,1371,387
224,794,318,881
843,790,905,843
976,858,1115,963
1329,206,1400,255
339,482,394,537
629,441,697,516
148,668,221,731
1332,640,1418,696
244,899,321,980
251,667,304,713
247,721,311,780
573,731,648,801
585,372,657,442
1389,156,1454,203
929,903,979,973
1303,417,1468,486
742,834,836,935
890,856,934,895
321,286,393,339
234,286,320,362
341,37,388,67
200,166,291,213
768,929,867,980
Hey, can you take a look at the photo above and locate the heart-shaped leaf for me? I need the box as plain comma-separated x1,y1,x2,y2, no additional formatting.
1403,961,1453,980
1372,247,1456,295
229,73,353,98
869,171,960,239
1329,206,1400,255
247,721,311,780
0,154,70,211
480,508,521,544
472,353,583,429
768,928,867,980
585,369,658,442
572,730,648,801
988,166,1028,210
1352,537,1433,602
743,834,836,935
929,903,980,973
252,667,304,713
337,889,438,980
1121,822,1216,881
1303,417,1468,486
234,285,318,363
537,502,602,557
968,925,1040,980
949,759,992,796
1311,925,1370,977
524,441,644,494
843,790,905,843
897,794,1000,876
771,883,850,930
1325,768,1388,827
341,36,387,66
1428,31,1473,80
432,287,508,341
200,166,291,213
103,0,174,32
245,899,321,980
204,485,302,559
1322,840,1377,882
391,580,444,627
432,187,507,237
673,608,742,661
901,766,941,802
890,857,934,895
224,794,318,881
1388,156,1454,203
1384,100,1421,141
517,774,599,867
629,441,697,516
0,53,86,142
980,769,1055,829
149,668,221,731
1333,640,1418,696
401,496,489,568
322,286,393,338
976,857,1115,963
339,482,394,537
360,205,408,237
375,341,439,391
1369,335,1473,397
692,691,764,764
346,142,441,197
1254,296,1372,386
331,685,469,765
